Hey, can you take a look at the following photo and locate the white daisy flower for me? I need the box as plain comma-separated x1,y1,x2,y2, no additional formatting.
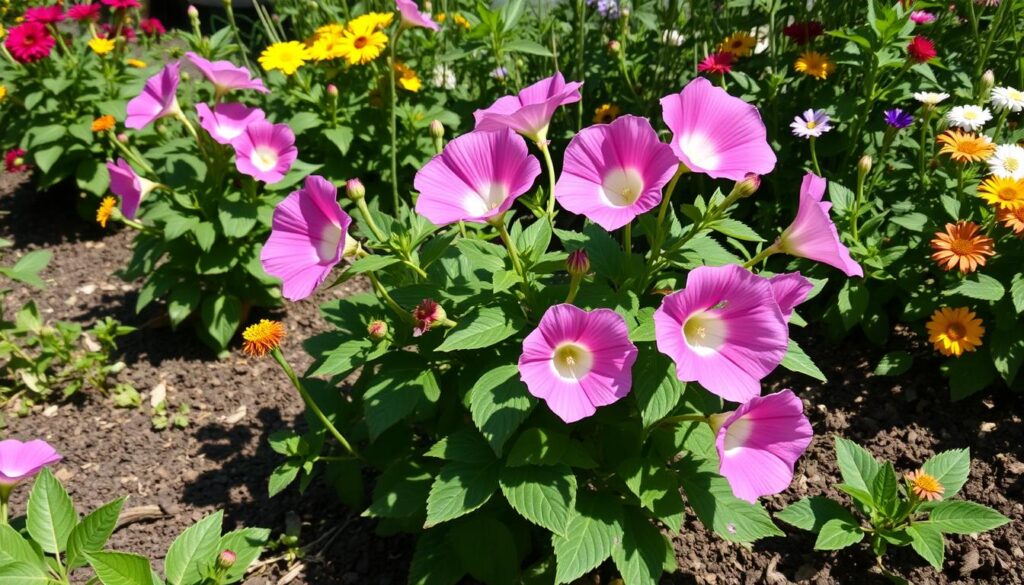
431,64,457,90
946,105,993,131
661,29,683,46
988,144,1024,180
991,86,1024,113
790,109,833,139
913,91,950,106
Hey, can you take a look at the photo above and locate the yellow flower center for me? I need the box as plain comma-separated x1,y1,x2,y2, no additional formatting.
242,319,285,357
1005,158,1020,172
912,473,943,494
806,121,817,129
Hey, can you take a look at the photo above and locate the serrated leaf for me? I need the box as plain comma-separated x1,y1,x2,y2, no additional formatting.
0,562,50,585
0,524,46,570
447,516,518,585
945,274,1005,302
710,218,763,242
921,448,970,499
268,461,300,498
67,497,126,568
86,551,154,585
505,427,597,468
907,522,945,569
424,461,499,527
776,497,858,533
26,468,78,554
833,437,881,500
365,460,433,519
500,465,577,536
780,339,827,382
836,280,869,330
215,527,270,582
425,429,496,464
632,352,684,428
435,305,522,351
467,364,536,455
871,462,899,518
409,528,465,585
552,494,623,584
814,518,865,550
610,507,674,585
928,501,1010,534
164,511,223,585
1010,274,1024,314
364,368,438,439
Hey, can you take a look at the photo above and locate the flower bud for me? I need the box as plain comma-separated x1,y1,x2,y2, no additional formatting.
858,154,872,177
607,40,621,54
116,133,128,143
981,69,995,94
326,83,338,97
187,5,199,18
429,120,444,140
343,234,360,258
733,173,761,199
367,320,388,340
216,550,236,571
620,6,631,18
412,298,447,337
345,178,365,201
566,249,590,277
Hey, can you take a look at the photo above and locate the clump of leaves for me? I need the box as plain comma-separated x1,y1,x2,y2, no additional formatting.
151,400,190,431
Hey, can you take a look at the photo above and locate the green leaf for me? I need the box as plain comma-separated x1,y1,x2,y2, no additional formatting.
85,551,154,585
424,461,500,527
164,511,223,585
67,497,126,568
346,255,401,274
776,497,858,533
26,468,78,554
906,523,945,569
836,280,869,330
409,528,465,585
814,518,865,550
0,524,46,570
780,339,827,382
921,448,971,498
990,328,1024,385
216,527,270,582
425,429,496,464
552,494,623,584
323,127,354,156
192,222,216,252
709,218,763,242
499,465,577,536
199,295,241,352
929,501,1010,534
217,198,258,239
1010,274,1024,314
364,368,439,439
505,428,597,469
9,250,51,288
505,38,554,56
0,562,50,585
435,305,522,352
167,287,201,328
833,437,881,500
945,273,1005,302
447,516,519,585
632,352,684,428
871,462,899,518
610,507,674,585
874,351,912,376
944,350,997,400
365,460,433,519
268,461,300,498
467,364,536,455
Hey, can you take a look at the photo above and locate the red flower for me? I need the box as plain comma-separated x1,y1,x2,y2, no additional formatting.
783,21,824,45
67,3,103,21
907,36,937,63
698,52,733,75
412,299,446,337
139,18,166,36
4,22,56,63
4,149,30,173
24,6,65,24
101,0,140,7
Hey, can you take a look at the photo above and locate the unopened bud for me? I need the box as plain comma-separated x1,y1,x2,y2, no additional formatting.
216,550,236,571
734,173,761,199
620,6,631,18
367,320,388,341
607,40,621,54
116,133,129,143
429,120,444,140
858,154,872,177
180,71,190,82
981,69,995,93
326,83,338,97
343,234,360,258
566,249,590,277
345,178,365,201
187,5,199,18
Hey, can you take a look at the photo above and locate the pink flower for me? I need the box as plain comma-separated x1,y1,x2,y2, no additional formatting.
107,158,158,219
767,273,813,321
660,77,776,181
653,264,791,403
519,304,638,423
414,129,541,225
412,299,445,336
554,115,679,230
0,438,62,487
473,72,583,142
4,22,55,63
185,52,269,98
196,102,266,145
4,148,30,173
125,61,182,129
261,175,352,301
139,17,166,36
101,0,140,8
777,173,863,277
24,6,65,24
698,51,733,75
67,3,103,21
395,0,440,31
910,10,937,24
710,389,812,502
232,120,298,184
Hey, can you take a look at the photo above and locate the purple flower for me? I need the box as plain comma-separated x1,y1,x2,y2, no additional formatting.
107,158,159,219
0,438,62,488
232,121,297,184
185,52,269,100
473,72,583,142
790,109,832,139
125,62,182,130
884,108,914,129
197,102,266,145
595,0,620,19
395,0,439,31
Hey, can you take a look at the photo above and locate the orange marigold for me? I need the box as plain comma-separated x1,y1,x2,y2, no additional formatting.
92,115,116,133
937,130,995,163
997,206,1024,236
930,220,994,273
242,319,285,357
905,469,944,501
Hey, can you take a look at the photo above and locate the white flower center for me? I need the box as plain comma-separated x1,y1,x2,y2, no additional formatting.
682,310,727,357
252,147,279,172
462,182,509,217
317,224,343,263
551,342,594,381
600,167,645,207
218,124,244,141
678,132,720,170
722,416,754,454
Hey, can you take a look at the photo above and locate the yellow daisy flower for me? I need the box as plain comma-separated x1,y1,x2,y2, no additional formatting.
926,307,984,357
88,37,116,56
338,21,388,66
259,41,310,75
314,23,346,39
96,196,117,228
794,51,836,80
977,176,1024,210
242,319,286,357
308,34,347,61
125,58,147,68
593,103,621,124
349,12,394,31
718,32,756,57
394,62,422,92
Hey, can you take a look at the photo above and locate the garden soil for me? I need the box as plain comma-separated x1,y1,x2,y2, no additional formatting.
1,177,1021,585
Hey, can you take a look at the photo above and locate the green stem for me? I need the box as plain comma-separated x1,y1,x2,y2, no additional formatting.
956,165,965,205
0,492,8,525
658,413,709,426
367,271,411,324
495,219,526,279
809,137,822,175
918,107,932,186
575,0,586,131
851,160,867,242
742,242,780,269
224,0,253,70
565,274,582,304
539,141,558,218
388,28,404,212
623,222,632,256
354,197,387,242
271,348,361,461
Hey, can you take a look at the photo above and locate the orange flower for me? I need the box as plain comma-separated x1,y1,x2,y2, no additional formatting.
930,220,994,273
905,469,944,501
926,307,984,357
997,206,1024,236
91,115,116,133
937,130,995,163
96,196,116,228
242,319,285,357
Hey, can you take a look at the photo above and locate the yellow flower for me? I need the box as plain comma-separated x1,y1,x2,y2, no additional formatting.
96,196,117,228
926,307,984,357
593,103,621,124
242,319,286,357
308,34,347,61
905,470,944,501
794,51,835,80
349,12,394,31
314,23,346,39
125,58,147,68
977,176,1024,210
337,21,388,66
394,62,421,92
259,41,310,75
718,32,756,57
0,85,7,103
0,24,5,40
91,115,116,133
89,37,116,56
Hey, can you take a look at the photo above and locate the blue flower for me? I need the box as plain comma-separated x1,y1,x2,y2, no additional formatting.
884,108,914,129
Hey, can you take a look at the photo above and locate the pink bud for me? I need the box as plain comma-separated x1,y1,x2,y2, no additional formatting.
566,249,590,277
345,178,365,201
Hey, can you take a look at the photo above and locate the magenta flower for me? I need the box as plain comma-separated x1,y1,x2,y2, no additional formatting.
519,304,638,423
139,17,166,36
660,77,776,181
554,115,679,231
777,173,863,277
4,22,55,63
196,102,266,145
101,0,140,8
24,6,65,23
232,121,297,184
125,61,182,130
473,72,583,142
0,438,62,487
396,0,440,31
653,264,789,403
768,273,813,321
185,52,269,99
261,175,352,301
107,158,158,219
414,129,541,226
711,389,812,502
67,4,102,21
910,10,936,24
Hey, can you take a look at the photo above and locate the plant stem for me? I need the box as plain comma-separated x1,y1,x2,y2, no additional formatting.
809,136,822,175
851,159,868,242
565,274,582,304
495,219,526,279
0,492,8,525
918,107,932,186
539,141,558,218
354,197,387,242
224,0,253,70
658,413,709,426
388,28,403,212
575,0,586,131
367,271,411,324
742,242,780,269
623,222,632,255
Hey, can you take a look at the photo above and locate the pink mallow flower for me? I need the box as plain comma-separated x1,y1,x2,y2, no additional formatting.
196,102,266,145
185,51,269,99
473,72,583,142
519,304,638,423
396,0,440,31
660,77,776,181
414,129,540,226
125,61,182,129
261,175,352,301
0,438,62,488
107,158,159,219
554,115,679,231
231,120,297,184
776,173,863,277
767,273,814,321
710,389,813,502
654,264,801,403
